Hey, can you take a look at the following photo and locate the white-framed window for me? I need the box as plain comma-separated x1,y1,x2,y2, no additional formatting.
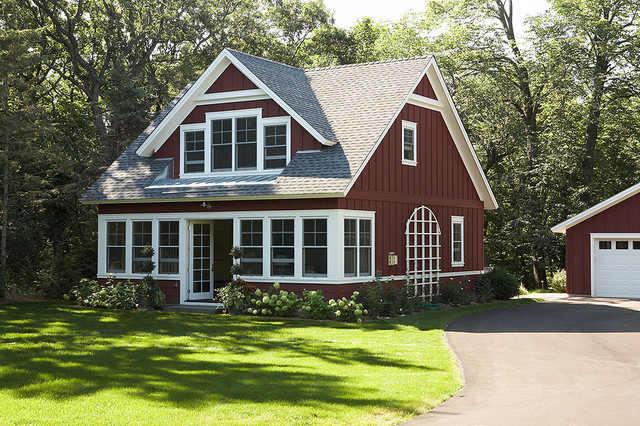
180,109,290,176
158,221,179,274
402,120,417,166
271,218,295,276
106,221,127,273
303,218,327,277
451,216,464,266
344,218,372,277
132,221,152,273
240,219,263,276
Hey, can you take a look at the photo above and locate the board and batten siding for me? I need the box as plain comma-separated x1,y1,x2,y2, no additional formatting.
206,63,258,93
347,102,485,277
565,192,640,295
413,74,437,99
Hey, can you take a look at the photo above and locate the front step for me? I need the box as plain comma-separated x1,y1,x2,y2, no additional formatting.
164,303,224,314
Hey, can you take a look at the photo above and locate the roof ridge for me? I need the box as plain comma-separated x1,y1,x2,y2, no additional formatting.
304,55,432,72
225,48,303,71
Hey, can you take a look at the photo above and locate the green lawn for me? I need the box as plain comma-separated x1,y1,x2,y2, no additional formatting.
0,300,534,425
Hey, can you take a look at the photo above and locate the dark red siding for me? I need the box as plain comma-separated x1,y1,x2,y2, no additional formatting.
154,99,322,178
413,75,437,99
565,192,640,295
347,103,485,276
206,64,257,93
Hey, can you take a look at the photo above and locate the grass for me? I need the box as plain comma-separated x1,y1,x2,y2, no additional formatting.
0,299,534,425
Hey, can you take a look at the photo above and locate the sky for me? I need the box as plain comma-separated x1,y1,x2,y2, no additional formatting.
323,0,551,39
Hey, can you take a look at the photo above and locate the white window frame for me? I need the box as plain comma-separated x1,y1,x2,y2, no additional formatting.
302,217,328,278
239,218,265,277
402,120,417,166
179,109,291,177
451,216,464,267
343,217,373,277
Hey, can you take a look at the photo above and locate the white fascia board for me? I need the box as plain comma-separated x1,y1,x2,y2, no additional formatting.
80,191,346,205
193,89,270,104
137,52,234,157
427,61,498,210
226,53,335,147
344,57,498,211
551,182,640,234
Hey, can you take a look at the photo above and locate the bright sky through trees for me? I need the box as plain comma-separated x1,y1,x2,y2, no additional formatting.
324,0,551,38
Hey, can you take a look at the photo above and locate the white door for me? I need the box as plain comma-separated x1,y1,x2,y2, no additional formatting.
189,221,214,300
594,239,640,298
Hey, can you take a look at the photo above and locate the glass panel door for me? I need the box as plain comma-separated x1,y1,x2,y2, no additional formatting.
190,222,213,300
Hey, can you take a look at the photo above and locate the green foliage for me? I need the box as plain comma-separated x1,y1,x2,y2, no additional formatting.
328,292,366,323
436,280,474,306
248,283,302,317
217,279,254,313
477,267,520,300
356,274,422,318
300,289,332,320
68,276,165,310
550,270,567,293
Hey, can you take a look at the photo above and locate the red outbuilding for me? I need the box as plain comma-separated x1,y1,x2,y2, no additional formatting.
82,49,497,306
552,183,640,299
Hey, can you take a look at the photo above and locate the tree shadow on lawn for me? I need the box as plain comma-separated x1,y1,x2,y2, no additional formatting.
0,303,433,413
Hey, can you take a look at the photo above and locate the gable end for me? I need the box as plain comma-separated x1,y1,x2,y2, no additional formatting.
206,63,258,93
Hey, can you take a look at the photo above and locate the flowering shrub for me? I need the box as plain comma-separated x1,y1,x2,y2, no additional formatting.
67,276,166,310
217,279,254,313
300,289,332,320
328,292,367,323
247,282,302,317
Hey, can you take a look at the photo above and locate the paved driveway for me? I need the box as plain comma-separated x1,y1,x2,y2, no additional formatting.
405,297,640,425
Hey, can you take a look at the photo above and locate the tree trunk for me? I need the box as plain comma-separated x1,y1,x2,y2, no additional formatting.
0,143,9,298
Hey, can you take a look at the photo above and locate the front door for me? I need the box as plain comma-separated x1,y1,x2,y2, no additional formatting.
189,221,214,300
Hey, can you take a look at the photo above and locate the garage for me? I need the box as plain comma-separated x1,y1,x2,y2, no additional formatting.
593,238,640,298
552,182,640,299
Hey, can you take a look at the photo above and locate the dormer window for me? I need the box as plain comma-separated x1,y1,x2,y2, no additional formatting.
180,108,290,176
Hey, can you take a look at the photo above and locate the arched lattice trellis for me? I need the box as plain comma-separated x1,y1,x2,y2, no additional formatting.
405,206,441,300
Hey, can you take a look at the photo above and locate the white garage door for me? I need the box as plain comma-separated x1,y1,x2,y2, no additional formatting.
594,239,640,298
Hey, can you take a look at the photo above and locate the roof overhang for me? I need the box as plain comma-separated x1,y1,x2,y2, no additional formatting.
551,182,640,233
136,49,334,157
80,192,345,205
344,57,498,210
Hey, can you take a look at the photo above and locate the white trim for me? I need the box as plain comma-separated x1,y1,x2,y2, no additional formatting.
401,120,417,166
407,93,444,111
343,58,498,210
552,182,640,233
82,192,346,205
375,270,485,282
590,233,640,298
451,215,464,267
194,89,269,104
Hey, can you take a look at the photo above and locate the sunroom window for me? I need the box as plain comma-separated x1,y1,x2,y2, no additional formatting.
240,219,263,276
271,219,294,276
132,221,152,273
303,219,327,277
344,218,372,277
158,221,179,274
106,221,126,273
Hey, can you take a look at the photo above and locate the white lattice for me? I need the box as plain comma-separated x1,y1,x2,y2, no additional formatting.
405,206,441,300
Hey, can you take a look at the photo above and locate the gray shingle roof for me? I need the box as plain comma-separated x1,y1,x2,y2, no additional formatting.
81,52,431,202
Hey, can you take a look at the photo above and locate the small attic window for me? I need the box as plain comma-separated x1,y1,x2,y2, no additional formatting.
402,120,417,166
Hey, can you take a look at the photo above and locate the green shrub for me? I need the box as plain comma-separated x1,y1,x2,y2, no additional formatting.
356,273,422,318
300,289,332,320
247,283,302,317
68,276,165,310
477,267,519,300
137,276,167,310
217,279,253,313
436,280,473,306
550,270,567,293
328,292,366,323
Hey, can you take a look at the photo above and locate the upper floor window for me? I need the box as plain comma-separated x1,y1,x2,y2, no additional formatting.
181,109,289,176
402,120,417,166
451,216,464,266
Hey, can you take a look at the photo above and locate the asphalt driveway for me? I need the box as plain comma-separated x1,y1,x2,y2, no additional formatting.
406,296,640,425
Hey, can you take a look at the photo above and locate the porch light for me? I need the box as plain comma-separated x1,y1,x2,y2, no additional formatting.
201,201,211,209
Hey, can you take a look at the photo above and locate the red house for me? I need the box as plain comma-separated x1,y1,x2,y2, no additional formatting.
552,183,640,299
81,49,497,306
